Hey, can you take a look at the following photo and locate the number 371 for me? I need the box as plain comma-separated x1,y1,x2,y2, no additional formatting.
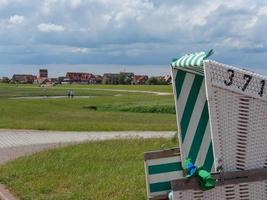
224,69,265,97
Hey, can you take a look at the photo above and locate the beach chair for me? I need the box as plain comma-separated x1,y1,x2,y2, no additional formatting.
171,51,267,172
144,50,267,200
144,148,182,200
144,51,215,200
171,50,215,172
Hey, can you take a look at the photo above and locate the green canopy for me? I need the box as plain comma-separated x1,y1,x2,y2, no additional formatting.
171,50,214,74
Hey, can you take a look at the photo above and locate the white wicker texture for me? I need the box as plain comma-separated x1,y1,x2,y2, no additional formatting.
204,61,267,172
173,181,267,200
204,60,267,101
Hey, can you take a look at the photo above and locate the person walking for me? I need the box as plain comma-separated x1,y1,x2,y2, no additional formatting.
70,90,74,98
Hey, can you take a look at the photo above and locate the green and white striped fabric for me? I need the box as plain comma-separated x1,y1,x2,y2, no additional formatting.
144,148,183,199
171,51,215,172
171,49,213,69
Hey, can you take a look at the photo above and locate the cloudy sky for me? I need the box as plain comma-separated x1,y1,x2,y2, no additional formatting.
0,0,267,77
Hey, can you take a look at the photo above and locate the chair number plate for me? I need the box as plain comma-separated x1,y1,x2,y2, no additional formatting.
205,61,267,100
224,69,265,97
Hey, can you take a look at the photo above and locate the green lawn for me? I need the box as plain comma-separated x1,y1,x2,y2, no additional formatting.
0,83,172,98
0,84,177,131
0,138,177,200
56,84,173,92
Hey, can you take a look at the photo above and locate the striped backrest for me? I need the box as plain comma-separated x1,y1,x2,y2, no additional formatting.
144,148,182,199
204,60,267,172
171,67,215,172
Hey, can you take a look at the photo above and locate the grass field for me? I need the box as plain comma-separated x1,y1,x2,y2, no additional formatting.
0,138,177,200
0,83,177,131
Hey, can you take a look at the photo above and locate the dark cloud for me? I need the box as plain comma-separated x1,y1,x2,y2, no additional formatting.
0,0,266,74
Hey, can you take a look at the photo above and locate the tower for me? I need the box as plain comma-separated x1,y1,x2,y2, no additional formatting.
39,69,48,78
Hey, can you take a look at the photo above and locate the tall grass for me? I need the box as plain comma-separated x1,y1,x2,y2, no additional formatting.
91,104,176,114
0,138,177,200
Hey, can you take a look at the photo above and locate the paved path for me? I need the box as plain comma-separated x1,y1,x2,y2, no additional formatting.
0,143,74,164
9,96,96,99
81,88,172,96
0,130,175,164
0,130,175,149
0,184,17,200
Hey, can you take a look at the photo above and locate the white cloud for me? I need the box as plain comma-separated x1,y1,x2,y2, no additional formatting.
68,0,82,9
258,6,267,16
71,47,89,53
41,0,82,14
0,15,25,29
8,15,25,26
0,0,8,9
37,23,65,32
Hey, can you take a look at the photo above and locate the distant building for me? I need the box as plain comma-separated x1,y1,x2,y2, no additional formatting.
94,75,103,84
39,69,48,78
164,75,172,84
102,73,120,84
0,77,10,83
39,78,53,86
35,78,47,85
66,72,96,84
118,72,134,84
50,78,59,84
120,72,134,78
58,76,66,84
132,75,148,85
61,78,71,84
12,74,34,84
155,76,165,81
35,69,48,85
155,76,170,84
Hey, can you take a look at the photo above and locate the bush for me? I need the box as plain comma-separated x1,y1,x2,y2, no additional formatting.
86,104,176,114
145,77,167,85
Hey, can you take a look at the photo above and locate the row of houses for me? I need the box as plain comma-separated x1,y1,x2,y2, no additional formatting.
102,72,149,85
11,74,36,84
63,72,151,85
61,73,157,85
1,69,172,85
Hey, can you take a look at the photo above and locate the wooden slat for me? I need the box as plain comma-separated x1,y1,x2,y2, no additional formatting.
172,168,267,191
144,148,180,161
149,194,169,200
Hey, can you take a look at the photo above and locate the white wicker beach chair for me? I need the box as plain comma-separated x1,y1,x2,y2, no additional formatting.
144,51,267,200
171,52,267,172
